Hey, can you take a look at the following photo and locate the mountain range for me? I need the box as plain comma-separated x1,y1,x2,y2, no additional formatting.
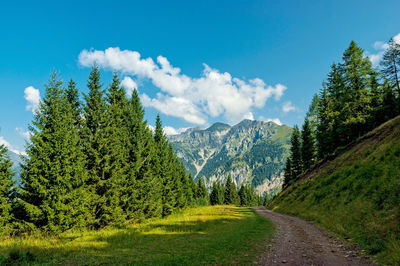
169,119,292,196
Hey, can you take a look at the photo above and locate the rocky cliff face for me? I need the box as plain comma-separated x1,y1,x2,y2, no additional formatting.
169,120,292,196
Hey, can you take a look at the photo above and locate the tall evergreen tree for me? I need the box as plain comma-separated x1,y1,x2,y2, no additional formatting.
154,114,175,216
82,65,122,227
290,126,302,181
283,157,292,188
19,73,89,232
316,88,335,159
341,41,374,140
301,118,315,171
380,37,400,96
0,142,15,234
224,175,239,205
210,182,224,205
195,177,208,200
66,78,82,127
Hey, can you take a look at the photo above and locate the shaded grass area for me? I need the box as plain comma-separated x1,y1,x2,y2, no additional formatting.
268,116,400,265
0,205,273,265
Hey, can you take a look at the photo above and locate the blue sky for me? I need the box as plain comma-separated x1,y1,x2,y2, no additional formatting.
1,0,400,153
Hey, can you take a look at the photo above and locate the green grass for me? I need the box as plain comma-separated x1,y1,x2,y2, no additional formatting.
0,205,273,265
268,116,400,265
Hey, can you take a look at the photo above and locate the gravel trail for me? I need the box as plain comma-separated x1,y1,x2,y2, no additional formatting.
254,207,374,266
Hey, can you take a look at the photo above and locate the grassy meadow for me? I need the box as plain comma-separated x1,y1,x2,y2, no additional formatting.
268,117,400,264
0,205,273,265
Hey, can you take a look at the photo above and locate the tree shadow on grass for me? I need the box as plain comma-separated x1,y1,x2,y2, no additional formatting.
1,208,270,265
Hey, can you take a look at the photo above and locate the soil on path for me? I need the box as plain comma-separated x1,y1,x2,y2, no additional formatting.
254,207,374,266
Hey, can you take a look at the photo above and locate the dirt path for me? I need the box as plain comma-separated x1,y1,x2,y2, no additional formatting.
254,207,374,266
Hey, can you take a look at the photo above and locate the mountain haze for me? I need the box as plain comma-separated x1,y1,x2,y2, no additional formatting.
169,119,292,195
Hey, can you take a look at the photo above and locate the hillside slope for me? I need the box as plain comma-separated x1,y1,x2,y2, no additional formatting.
268,116,400,264
169,120,292,195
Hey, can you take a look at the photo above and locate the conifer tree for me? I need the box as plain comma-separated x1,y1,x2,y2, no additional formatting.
283,157,292,188
19,73,89,232
0,142,15,234
82,65,122,227
316,88,335,159
195,177,208,200
301,118,315,171
380,37,400,96
66,78,82,127
341,41,374,140
290,126,302,181
210,182,224,205
124,91,162,220
224,175,239,205
154,114,175,216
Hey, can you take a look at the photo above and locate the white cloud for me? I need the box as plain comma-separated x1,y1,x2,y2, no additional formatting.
79,47,287,125
121,76,137,96
163,126,189,136
24,86,41,113
368,33,400,66
282,101,297,113
0,136,26,155
16,127,31,140
258,116,282,126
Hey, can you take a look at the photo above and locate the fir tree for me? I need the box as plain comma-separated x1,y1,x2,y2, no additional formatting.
380,37,400,96
283,157,292,188
224,175,239,205
0,142,15,234
19,73,89,232
196,177,208,200
301,118,315,171
82,65,122,227
154,114,175,216
210,182,224,205
290,126,302,181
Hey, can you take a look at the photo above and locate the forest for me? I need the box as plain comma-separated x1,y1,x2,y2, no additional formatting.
0,65,260,236
283,38,400,187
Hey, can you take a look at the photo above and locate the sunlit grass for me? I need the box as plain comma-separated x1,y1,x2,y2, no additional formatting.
269,116,400,265
0,205,273,265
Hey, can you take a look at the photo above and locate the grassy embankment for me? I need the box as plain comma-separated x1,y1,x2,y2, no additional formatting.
268,116,400,264
0,205,273,265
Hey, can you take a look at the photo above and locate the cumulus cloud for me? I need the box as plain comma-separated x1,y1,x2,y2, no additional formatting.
0,136,26,155
259,116,282,126
282,101,297,113
163,126,189,136
24,86,41,113
16,127,31,140
79,47,287,124
368,33,400,66
121,76,138,96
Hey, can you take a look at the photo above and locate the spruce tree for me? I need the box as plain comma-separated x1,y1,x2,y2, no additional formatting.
224,175,239,205
124,90,162,220
82,65,122,227
283,157,292,188
19,73,89,232
210,182,224,205
196,177,208,200
154,114,175,216
0,142,15,234
341,41,374,140
316,88,335,159
380,37,400,96
301,118,315,171
290,126,302,181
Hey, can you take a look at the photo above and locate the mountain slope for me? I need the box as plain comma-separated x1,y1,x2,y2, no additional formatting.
169,120,292,195
268,116,400,264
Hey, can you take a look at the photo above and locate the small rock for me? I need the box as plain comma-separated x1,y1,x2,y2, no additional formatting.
302,254,307,257
282,259,287,263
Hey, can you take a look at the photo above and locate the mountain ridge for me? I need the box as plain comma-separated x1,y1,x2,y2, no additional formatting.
169,119,292,196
